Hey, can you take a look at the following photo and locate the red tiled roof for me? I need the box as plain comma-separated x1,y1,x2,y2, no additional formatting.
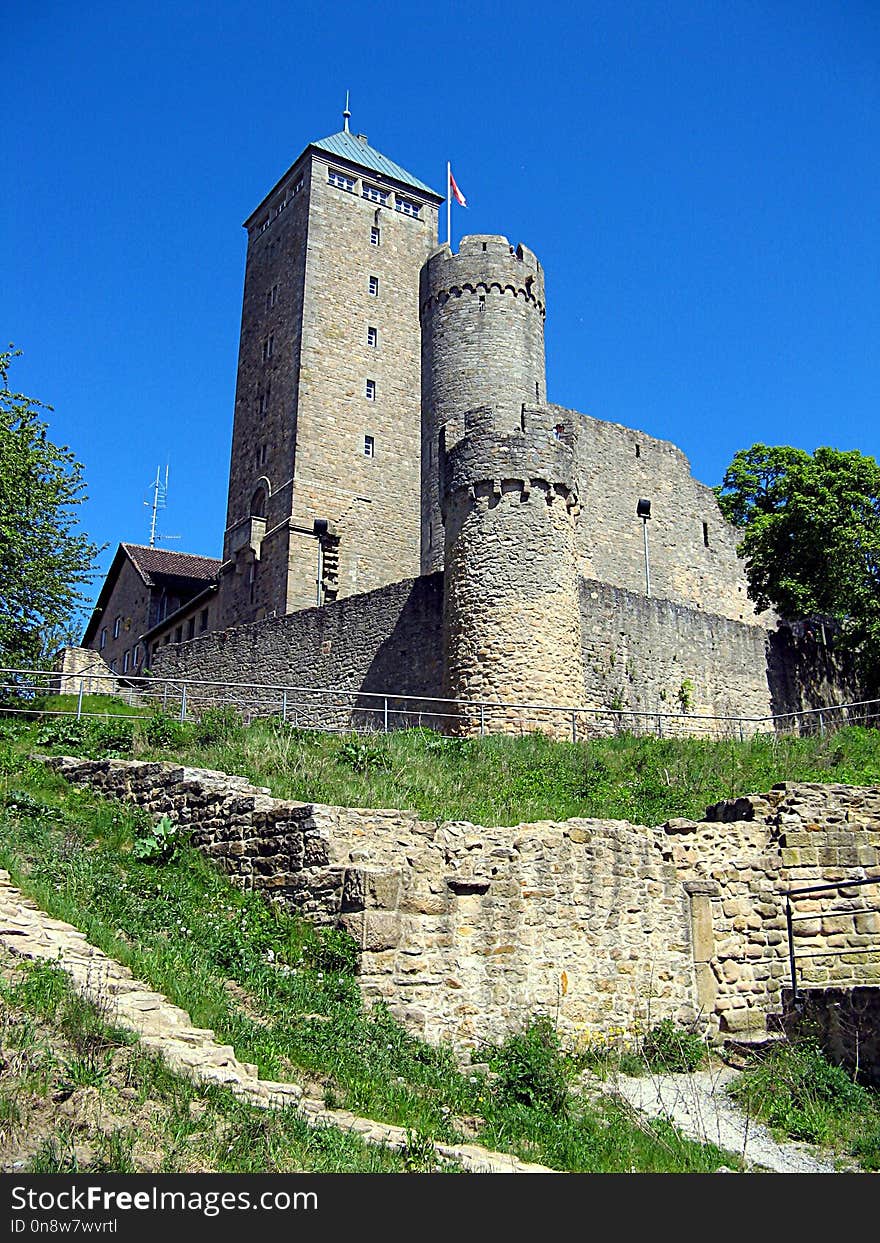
122,543,221,587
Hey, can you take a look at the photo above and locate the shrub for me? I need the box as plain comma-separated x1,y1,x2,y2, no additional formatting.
87,718,134,755
131,814,181,864
302,926,360,976
193,706,242,747
337,735,390,774
34,717,88,751
141,713,192,749
485,1015,570,1114
640,1019,707,1073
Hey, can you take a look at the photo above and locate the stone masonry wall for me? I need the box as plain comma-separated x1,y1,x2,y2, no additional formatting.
578,578,773,730
149,574,444,730
40,757,880,1052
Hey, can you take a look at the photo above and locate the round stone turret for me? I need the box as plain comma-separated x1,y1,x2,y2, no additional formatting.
420,235,547,574
440,405,584,735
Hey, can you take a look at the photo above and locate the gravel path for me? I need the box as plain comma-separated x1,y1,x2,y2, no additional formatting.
610,1064,839,1173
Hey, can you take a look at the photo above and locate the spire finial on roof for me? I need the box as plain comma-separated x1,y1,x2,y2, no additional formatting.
343,90,351,133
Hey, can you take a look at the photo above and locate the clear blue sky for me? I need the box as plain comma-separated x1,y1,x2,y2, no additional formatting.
4,1,878,621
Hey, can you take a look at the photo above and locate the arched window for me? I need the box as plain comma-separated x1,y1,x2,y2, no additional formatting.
250,485,268,518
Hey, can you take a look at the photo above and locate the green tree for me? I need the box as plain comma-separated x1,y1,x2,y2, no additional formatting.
716,443,880,689
0,347,101,667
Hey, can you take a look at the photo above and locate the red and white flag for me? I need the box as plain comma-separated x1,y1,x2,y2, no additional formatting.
449,167,467,207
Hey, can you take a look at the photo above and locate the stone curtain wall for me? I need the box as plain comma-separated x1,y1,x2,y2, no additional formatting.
578,578,773,730
149,574,444,730
564,407,762,626
39,756,880,1050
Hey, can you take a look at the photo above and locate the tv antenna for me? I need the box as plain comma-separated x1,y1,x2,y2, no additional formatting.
144,464,181,547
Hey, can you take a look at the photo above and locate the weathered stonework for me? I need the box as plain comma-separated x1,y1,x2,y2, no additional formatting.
42,757,880,1052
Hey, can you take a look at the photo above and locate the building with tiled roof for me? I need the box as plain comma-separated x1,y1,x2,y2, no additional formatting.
81,543,220,675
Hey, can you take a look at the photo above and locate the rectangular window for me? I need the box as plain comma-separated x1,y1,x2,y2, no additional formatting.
368,275,379,296
258,389,270,415
259,443,268,466
703,521,710,548
99,628,107,650
362,184,388,206
276,198,287,214
395,197,420,218
113,617,121,639
122,650,130,673
199,608,209,633
367,326,378,347
364,435,375,458
370,226,380,246
328,169,355,192
258,216,270,234
262,334,274,361
266,284,278,310
292,177,304,196
174,626,183,644
187,617,195,640
133,644,141,667
365,379,376,400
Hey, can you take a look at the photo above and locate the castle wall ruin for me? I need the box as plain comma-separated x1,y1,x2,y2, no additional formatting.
42,757,880,1051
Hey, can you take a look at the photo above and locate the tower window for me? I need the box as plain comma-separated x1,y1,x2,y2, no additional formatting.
328,169,355,192
363,184,388,206
370,226,380,246
536,380,540,399
262,334,274,362
258,388,270,415
368,275,379,296
99,628,107,650
703,522,710,548
365,379,376,400
364,435,375,458
276,198,287,215
258,216,270,234
479,295,485,312
258,443,268,466
113,617,121,639
635,443,641,458
395,197,420,218
292,177,303,196
123,649,130,673
266,284,278,310
367,326,378,347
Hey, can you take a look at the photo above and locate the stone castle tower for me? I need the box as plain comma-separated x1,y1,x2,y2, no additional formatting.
440,404,584,731
218,110,442,628
419,236,546,574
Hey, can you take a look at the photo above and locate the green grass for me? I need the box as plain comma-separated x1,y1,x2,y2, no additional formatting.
9,695,880,827
0,740,737,1172
729,1038,880,1169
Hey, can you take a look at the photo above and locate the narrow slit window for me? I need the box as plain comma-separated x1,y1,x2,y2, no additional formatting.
368,275,379,296
370,226,380,246
364,435,375,458
635,443,641,459
703,522,710,548
367,326,378,347
365,379,376,400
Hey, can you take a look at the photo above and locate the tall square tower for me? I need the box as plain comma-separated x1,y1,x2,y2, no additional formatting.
219,116,442,626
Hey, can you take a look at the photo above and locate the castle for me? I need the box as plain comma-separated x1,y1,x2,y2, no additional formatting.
76,111,854,730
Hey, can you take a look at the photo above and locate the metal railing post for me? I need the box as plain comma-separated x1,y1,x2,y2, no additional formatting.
162,681,169,713
282,690,288,722
76,679,84,720
180,684,188,723
383,697,389,733
480,704,485,736
570,710,577,744
785,894,798,1003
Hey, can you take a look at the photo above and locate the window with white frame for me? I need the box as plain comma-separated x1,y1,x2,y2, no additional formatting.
368,275,379,296
100,628,107,650
370,226,380,246
133,644,141,667
365,379,376,400
395,197,420,218
364,435,375,458
122,650,130,673
328,169,355,192
367,326,378,348
113,617,121,639
363,183,388,206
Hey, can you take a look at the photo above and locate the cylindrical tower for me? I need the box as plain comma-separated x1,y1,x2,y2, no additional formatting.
420,235,546,574
440,405,584,736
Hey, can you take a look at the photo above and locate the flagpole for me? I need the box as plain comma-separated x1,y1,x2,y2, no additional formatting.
446,161,451,248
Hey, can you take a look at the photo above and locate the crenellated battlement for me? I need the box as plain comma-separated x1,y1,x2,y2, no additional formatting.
440,405,578,514
420,236,545,317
